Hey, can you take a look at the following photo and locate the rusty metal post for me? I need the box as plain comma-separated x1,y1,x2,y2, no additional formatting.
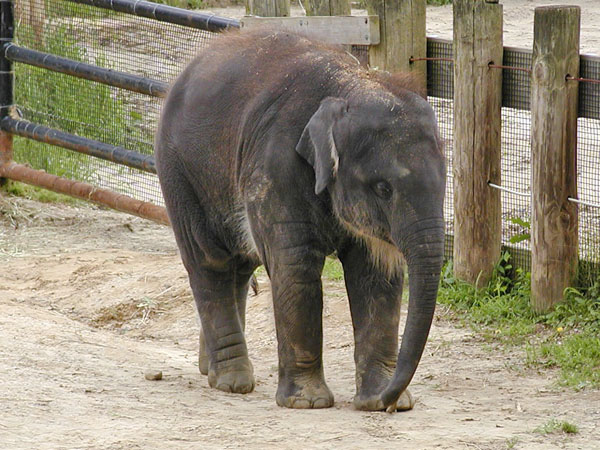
0,0,14,185
0,162,170,225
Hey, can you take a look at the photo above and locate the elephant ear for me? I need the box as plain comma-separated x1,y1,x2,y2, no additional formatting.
295,97,348,195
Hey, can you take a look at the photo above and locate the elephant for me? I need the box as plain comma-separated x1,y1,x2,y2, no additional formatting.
154,30,446,411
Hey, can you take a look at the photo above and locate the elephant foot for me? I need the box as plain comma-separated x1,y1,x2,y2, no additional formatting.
353,388,415,411
354,363,415,411
207,358,255,394
198,331,209,375
276,371,334,409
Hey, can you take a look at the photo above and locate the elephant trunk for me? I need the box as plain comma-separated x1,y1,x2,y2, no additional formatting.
380,218,444,410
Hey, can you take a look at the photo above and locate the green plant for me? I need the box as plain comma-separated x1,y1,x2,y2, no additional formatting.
151,0,206,9
1,181,81,204
439,253,600,388
527,334,600,390
13,22,129,183
322,257,344,282
534,419,579,435
49,2,115,18
509,217,531,244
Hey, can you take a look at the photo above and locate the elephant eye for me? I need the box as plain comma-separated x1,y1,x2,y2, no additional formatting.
373,181,393,200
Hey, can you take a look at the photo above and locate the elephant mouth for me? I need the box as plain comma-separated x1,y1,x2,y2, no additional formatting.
337,217,405,280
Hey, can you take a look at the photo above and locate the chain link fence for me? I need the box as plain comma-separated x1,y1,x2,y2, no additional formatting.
426,40,600,276
12,0,218,205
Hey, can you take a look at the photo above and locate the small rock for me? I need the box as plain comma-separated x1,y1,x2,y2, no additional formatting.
144,370,163,381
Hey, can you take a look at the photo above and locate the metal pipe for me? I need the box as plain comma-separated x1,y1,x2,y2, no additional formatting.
0,0,12,117
488,182,530,197
0,117,157,174
3,43,169,97
568,196,600,209
68,0,240,32
0,161,169,225
0,0,13,178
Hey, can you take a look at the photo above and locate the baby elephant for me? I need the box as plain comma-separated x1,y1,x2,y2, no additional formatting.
155,30,446,411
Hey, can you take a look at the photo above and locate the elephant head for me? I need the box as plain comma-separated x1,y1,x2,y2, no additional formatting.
296,90,446,410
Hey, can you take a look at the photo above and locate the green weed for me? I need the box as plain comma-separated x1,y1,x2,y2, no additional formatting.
2,180,81,204
508,216,531,244
152,0,207,8
13,22,130,183
322,257,345,282
427,0,452,5
439,253,600,389
527,334,600,390
534,418,579,435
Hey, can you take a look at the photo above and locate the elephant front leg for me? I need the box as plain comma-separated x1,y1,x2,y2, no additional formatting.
339,243,415,411
267,243,333,409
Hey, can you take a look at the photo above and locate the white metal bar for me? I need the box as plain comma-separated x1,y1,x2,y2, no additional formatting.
488,182,530,197
568,197,600,208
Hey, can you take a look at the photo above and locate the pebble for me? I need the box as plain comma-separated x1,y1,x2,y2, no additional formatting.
144,370,163,381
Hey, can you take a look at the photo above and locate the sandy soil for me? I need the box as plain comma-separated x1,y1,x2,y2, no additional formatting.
2,1,600,449
1,196,599,450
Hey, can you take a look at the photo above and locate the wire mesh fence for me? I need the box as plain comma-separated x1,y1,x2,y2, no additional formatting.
12,0,219,205
427,40,600,275
7,0,600,281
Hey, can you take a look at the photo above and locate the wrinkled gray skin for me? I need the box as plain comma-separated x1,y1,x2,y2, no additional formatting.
155,31,446,411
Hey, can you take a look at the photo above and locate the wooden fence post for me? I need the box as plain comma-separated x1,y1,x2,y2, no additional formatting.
452,0,503,286
530,6,580,312
246,0,290,17
305,0,350,16
365,0,426,80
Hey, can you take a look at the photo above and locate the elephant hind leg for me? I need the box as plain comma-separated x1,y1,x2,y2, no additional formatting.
190,267,255,394
159,168,255,394
198,266,253,377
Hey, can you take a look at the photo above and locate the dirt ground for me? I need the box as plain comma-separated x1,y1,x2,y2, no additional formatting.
2,1,600,449
1,197,599,450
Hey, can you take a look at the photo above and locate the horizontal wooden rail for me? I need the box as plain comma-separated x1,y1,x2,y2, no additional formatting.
68,0,240,31
240,15,380,45
0,117,156,174
0,162,169,225
4,44,168,98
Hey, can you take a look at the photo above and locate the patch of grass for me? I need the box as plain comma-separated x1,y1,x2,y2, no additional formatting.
254,257,344,283
14,22,129,183
2,181,81,205
438,253,535,344
322,257,344,282
527,334,600,390
438,253,600,389
534,419,579,435
152,0,207,8
49,2,115,18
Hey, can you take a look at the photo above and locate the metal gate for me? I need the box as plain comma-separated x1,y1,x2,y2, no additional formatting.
0,0,238,224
